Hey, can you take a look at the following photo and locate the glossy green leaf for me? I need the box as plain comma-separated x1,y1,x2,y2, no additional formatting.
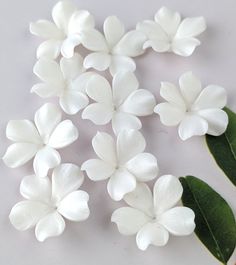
206,107,236,186
180,176,236,265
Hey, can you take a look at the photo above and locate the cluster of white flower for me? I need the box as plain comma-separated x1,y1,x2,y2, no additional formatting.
3,1,228,250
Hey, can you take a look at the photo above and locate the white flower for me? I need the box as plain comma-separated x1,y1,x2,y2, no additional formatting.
82,71,156,135
154,72,228,140
81,130,159,201
32,53,94,115
111,175,195,250
81,16,147,76
9,163,89,242
3,103,78,177
137,7,206,57
30,1,95,59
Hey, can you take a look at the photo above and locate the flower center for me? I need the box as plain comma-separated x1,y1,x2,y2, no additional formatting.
42,136,50,145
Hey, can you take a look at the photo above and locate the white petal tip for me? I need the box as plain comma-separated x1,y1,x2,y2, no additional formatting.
137,244,148,251
29,22,33,33
143,42,151,50
29,22,37,35
198,16,207,31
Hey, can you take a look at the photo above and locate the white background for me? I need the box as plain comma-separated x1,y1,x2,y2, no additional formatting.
0,0,235,264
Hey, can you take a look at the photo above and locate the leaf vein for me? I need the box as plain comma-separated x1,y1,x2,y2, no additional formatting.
185,180,226,264
224,132,236,161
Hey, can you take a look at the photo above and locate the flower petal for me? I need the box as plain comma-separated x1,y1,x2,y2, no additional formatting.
3,143,39,168
57,190,90,221
52,0,76,32
9,201,50,231
159,206,195,236
33,146,61,178
60,90,89,115
20,175,51,203
136,223,169,250
143,39,170,52
124,183,154,216
153,175,183,215
34,103,62,142
159,82,186,107
61,34,81,58
178,114,208,140
82,103,113,125
117,129,146,165
113,30,146,57
68,10,95,34
35,211,65,242
126,153,159,182
52,163,84,202
30,20,63,39
72,72,96,93
171,37,200,57
112,112,142,135
175,17,206,38
136,20,169,52
6,120,41,144
31,83,62,98
91,132,117,164
104,16,125,48
136,20,168,41
112,71,139,107
80,29,108,52
120,89,156,116
154,7,181,36
36,40,62,59
86,74,112,103
83,52,111,71
48,120,78,149
154,102,185,126
111,207,151,235
192,85,227,110
81,159,115,181
60,53,84,80
179,71,202,105
33,59,64,84
198,109,228,136
109,55,136,76
107,169,136,201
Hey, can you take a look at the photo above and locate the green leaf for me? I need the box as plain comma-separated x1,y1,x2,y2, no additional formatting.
180,176,236,265
206,107,236,186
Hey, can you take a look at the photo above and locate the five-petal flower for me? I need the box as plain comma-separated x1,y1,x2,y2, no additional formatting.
3,103,78,177
112,175,195,250
82,71,156,135
81,16,147,76
154,71,228,140
30,1,95,59
9,163,90,242
81,130,159,201
137,6,206,56
32,53,94,115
